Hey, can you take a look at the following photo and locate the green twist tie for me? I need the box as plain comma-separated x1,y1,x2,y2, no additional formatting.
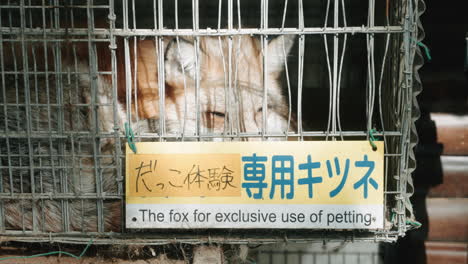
369,129,378,151
390,213,422,228
125,122,137,153
407,220,422,228
0,238,93,262
416,41,432,61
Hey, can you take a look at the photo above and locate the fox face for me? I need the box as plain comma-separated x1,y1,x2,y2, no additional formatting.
161,35,296,140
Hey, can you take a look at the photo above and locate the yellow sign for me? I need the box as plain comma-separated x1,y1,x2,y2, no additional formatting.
126,141,384,229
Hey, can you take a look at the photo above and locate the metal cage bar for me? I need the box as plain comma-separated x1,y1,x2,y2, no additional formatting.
0,0,422,244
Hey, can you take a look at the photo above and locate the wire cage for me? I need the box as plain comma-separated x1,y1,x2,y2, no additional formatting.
253,242,381,264
0,0,425,245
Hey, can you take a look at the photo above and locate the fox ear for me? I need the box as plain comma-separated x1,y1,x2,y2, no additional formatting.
267,35,295,76
165,38,197,81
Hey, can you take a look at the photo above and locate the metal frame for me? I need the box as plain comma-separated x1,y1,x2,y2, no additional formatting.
254,248,380,264
0,0,423,244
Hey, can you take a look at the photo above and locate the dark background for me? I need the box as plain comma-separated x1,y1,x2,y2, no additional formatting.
418,1,468,114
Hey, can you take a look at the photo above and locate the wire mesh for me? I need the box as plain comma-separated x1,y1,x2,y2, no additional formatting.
0,0,423,244
256,251,380,264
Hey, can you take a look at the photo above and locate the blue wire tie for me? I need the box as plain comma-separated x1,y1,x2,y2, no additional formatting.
125,122,137,154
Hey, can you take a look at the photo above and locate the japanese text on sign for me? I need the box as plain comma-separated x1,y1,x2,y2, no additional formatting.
128,154,241,197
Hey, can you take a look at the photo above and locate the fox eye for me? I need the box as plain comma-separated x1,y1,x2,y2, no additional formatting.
207,111,225,117
257,105,271,113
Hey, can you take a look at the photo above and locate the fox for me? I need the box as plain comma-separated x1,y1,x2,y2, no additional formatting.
0,34,295,232
163,35,295,139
